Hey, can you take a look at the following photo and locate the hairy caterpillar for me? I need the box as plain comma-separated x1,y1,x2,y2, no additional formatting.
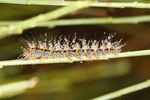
20,33,125,60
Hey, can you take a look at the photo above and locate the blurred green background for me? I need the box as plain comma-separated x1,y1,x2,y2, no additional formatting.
0,1,150,100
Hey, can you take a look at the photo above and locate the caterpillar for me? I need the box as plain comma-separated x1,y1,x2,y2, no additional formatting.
20,33,125,60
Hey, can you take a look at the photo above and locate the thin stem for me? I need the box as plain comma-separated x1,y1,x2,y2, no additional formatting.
1,15,150,26
0,49,150,66
0,5,87,39
0,77,38,99
0,0,150,9
92,79,150,100
0,15,149,37
38,15,150,27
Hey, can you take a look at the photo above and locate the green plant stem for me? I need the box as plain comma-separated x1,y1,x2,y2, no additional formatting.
0,77,38,99
0,15,150,36
0,5,87,39
0,49,150,67
0,0,150,8
92,79,150,100
38,15,150,27
1,15,150,26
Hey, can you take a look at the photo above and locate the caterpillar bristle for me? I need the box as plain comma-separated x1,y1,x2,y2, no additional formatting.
20,33,125,60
